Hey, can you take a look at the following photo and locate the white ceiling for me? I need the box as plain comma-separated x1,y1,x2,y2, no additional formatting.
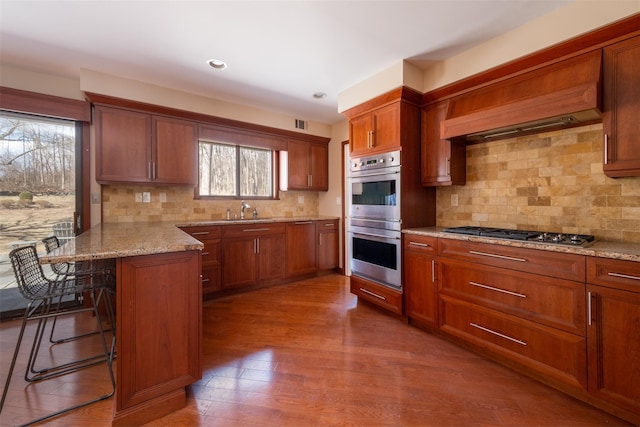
0,0,573,124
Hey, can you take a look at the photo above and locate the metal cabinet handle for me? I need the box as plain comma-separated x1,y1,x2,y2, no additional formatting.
202,278,210,283
604,133,609,165
256,238,260,254
243,228,271,232
470,322,527,346
587,291,593,326
469,250,527,262
469,281,526,298
608,272,640,281
295,221,313,225
446,157,451,177
202,252,210,256
191,231,210,236
431,259,436,282
408,242,430,248
152,162,156,179
360,287,386,301
324,223,334,227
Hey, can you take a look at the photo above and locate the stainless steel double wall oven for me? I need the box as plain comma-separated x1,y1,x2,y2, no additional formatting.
348,150,402,290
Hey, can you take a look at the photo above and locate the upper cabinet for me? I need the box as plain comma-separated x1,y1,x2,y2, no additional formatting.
343,87,422,157
602,35,640,178
421,100,466,186
95,105,197,185
286,138,329,191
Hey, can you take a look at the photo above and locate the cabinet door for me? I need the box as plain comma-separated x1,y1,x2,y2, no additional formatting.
421,100,466,186
349,113,373,155
257,233,285,282
95,106,151,183
318,220,338,271
222,237,257,288
116,251,201,413
285,221,317,277
587,284,640,419
372,103,401,153
309,143,328,190
603,36,640,178
153,116,197,185
286,139,310,189
404,235,438,326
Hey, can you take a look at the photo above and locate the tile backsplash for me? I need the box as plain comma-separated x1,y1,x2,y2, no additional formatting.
102,187,318,223
436,123,640,243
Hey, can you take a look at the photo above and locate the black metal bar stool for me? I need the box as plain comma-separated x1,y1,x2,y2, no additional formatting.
0,245,115,426
41,235,116,345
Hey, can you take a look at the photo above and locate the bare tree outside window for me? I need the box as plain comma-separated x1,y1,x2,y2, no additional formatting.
199,141,272,198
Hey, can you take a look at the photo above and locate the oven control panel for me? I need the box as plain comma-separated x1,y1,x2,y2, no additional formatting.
351,150,401,173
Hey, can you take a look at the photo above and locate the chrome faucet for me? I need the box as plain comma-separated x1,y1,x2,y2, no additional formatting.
240,200,251,219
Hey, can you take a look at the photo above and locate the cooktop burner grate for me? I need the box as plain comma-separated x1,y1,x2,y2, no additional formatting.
442,226,595,247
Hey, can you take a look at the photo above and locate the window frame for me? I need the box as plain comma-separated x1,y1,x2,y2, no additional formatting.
197,139,279,200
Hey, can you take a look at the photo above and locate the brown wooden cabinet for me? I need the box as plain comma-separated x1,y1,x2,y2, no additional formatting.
115,251,201,424
403,234,438,327
421,100,466,186
95,105,197,185
350,274,403,315
285,221,317,277
586,257,640,423
437,239,587,390
287,138,329,191
317,219,339,272
180,226,221,297
602,36,640,178
221,223,285,289
349,102,401,156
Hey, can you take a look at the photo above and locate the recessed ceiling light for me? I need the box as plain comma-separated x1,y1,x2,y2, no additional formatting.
207,59,227,70
313,92,327,99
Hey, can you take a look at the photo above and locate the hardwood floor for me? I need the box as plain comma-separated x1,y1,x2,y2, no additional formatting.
0,274,632,426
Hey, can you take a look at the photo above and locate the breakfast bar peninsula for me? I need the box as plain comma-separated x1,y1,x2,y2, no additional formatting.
41,222,204,426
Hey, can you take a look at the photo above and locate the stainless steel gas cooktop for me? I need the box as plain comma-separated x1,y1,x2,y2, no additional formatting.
443,226,596,247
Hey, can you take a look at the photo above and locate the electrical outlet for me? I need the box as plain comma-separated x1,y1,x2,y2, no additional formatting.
159,192,167,203
451,194,459,207
336,196,341,205
298,195,304,204
142,192,151,203
135,193,142,203
91,193,100,204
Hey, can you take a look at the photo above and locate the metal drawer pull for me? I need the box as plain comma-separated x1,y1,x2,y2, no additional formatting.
243,228,271,232
469,281,526,298
409,242,430,248
470,322,527,346
324,223,334,227
431,259,436,282
359,288,386,301
587,291,593,326
295,221,313,225
202,278,210,283
202,252,209,256
191,231,210,236
469,250,527,262
608,272,640,281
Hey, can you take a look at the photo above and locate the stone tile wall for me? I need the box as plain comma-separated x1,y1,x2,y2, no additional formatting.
436,124,640,243
101,187,318,223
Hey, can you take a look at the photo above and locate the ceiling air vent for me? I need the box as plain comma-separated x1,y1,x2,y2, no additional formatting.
295,119,307,130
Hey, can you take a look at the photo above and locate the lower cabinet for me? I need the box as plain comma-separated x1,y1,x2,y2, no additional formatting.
180,225,221,297
222,223,285,289
586,257,640,424
317,219,339,272
115,251,201,424
403,234,438,327
285,221,317,278
350,275,403,315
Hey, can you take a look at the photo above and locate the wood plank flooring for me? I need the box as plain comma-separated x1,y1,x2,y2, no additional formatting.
0,274,632,426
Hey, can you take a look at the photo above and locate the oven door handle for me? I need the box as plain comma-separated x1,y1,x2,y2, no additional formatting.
351,231,401,242
350,169,400,179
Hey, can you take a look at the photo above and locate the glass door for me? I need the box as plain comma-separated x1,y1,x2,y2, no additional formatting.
0,112,79,320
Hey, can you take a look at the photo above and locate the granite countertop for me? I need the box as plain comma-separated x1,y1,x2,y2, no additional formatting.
40,222,204,263
176,215,339,227
41,216,340,263
403,227,640,263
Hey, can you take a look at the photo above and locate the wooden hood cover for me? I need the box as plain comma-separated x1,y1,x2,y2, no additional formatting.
441,50,603,142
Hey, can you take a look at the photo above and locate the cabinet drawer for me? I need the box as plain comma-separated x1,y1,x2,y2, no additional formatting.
201,266,221,295
438,238,586,281
317,219,338,230
222,222,285,238
404,234,437,255
440,258,585,335
181,226,221,240
587,257,640,293
440,295,587,390
201,239,221,268
350,275,402,315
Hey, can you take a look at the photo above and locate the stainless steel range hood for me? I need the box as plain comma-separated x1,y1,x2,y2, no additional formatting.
440,51,603,143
